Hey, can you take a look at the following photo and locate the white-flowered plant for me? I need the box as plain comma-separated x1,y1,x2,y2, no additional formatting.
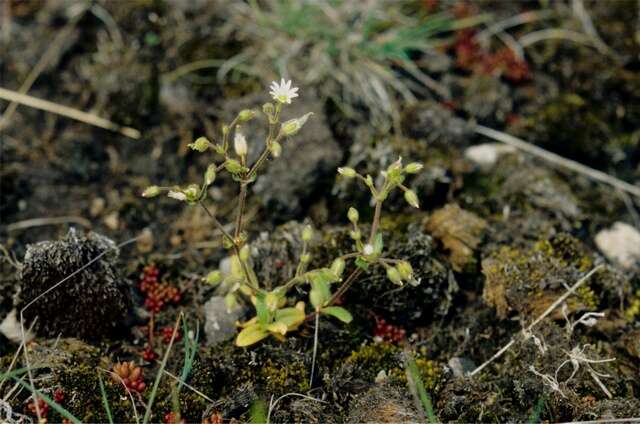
142,80,423,347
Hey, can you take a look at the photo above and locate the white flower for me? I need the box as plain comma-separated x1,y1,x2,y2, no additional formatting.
167,190,187,201
269,78,299,104
234,131,248,156
363,244,374,256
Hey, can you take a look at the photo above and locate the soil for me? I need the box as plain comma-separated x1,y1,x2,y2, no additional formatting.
1,1,639,423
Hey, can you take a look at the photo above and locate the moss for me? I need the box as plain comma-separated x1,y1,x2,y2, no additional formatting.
625,290,640,321
346,342,442,392
260,359,310,394
482,234,598,319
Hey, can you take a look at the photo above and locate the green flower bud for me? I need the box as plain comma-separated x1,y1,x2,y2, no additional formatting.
386,266,403,286
262,102,275,116
270,141,282,158
224,293,238,313
338,167,357,178
281,112,313,136
331,258,345,277
205,164,217,186
397,261,413,280
188,137,211,152
225,158,244,174
347,207,359,224
222,125,229,135
184,184,201,202
300,253,311,263
206,270,223,285
404,189,420,208
239,245,250,262
238,109,256,122
386,157,403,176
349,230,361,241
302,225,313,242
405,162,424,174
142,185,161,198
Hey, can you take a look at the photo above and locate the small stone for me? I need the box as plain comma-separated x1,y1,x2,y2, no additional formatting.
447,357,476,378
595,222,640,269
0,309,35,344
203,296,244,346
464,143,516,170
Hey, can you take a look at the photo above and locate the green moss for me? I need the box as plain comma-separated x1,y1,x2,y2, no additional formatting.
260,359,310,394
625,290,640,321
346,342,442,392
482,234,598,318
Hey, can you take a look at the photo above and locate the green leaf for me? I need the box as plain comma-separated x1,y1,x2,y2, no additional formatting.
255,293,270,326
355,256,370,271
274,306,305,329
322,306,353,324
236,324,269,347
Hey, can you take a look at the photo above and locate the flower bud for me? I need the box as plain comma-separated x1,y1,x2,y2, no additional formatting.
300,253,311,263
397,261,413,280
302,225,313,242
206,270,223,285
404,190,420,208
239,245,250,262
405,162,424,174
234,131,248,156
205,164,216,186
349,230,361,240
347,207,359,224
270,141,282,158
225,158,244,174
142,185,161,198
167,190,187,201
386,267,403,286
238,109,256,122
281,112,313,136
184,184,201,202
262,102,275,116
338,167,357,178
188,137,211,152
331,258,345,277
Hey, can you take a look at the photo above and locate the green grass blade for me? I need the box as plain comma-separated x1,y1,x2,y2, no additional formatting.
527,393,547,424
405,355,438,424
98,371,114,424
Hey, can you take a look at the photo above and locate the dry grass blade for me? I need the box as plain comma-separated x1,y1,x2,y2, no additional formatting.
0,87,141,139
474,125,640,199
5,216,92,232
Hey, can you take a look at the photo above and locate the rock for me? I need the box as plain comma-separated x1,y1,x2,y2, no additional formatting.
425,204,487,272
402,101,475,146
203,296,244,346
219,94,342,220
464,143,516,170
447,357,476,378
346,383,422,423
18,229,132,340
595,222,640,269
0,309,35,344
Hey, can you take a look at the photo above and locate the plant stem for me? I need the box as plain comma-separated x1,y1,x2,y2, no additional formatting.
309,311,320,387
199,202,234,244
234,183,248,239
369,200,383,244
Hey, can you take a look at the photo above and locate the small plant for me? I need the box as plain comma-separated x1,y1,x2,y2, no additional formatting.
111,361,146,393
142,80,423,347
